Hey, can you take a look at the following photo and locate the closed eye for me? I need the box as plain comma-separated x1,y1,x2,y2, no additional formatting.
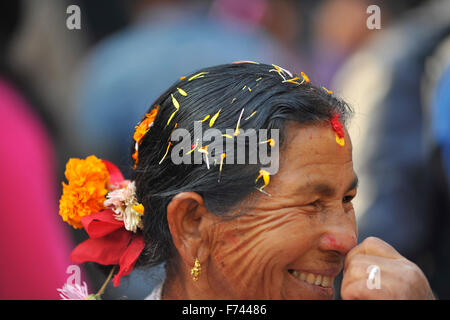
343,195,355,203
306,199,322,209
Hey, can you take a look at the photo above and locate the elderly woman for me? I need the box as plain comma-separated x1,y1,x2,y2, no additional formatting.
61,62,434,300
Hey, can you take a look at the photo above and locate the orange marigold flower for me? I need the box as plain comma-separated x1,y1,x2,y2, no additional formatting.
59,155,110,229
133,124,149,144
132,105,160,167
133,106,160,144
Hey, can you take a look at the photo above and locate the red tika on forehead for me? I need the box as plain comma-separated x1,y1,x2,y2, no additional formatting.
330,113,345,138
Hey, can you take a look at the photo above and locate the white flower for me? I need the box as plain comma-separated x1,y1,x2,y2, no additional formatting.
104,181,144,233
57,282,91,300
120,204,144,233
103,188,123,210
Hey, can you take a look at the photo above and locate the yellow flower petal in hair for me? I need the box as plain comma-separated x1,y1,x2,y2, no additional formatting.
269,64,283,77
188,72,208,81
269,64,293,81
269,64,282,73
171,94,180,109
218,152,226,182
245,111,257,121
198,145,208,154
269,65,285,81
282,76,301,85
300,72,310,84
234,108,245,136
167,94,180,126
209,109,221,127
186,139,199,155
159,142,172,164
255,169,270,191
177,88,188,96
132,203,145,215
199,115,210,122
198,145,210,169
260,138,276,147
322,86,333,94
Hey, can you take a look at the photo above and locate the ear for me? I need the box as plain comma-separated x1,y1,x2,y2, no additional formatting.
166,192,211,267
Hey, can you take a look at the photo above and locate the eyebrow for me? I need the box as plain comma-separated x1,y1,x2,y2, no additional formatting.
303,175,359,197
347,175,359,192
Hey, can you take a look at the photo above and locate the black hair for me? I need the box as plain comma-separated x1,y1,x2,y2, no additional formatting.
0,0,22,54
132,62,352,268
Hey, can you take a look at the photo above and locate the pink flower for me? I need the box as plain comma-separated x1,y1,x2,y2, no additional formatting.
104,181,144,233
57,281,95,300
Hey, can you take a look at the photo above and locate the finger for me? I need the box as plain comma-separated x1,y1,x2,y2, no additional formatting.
341,279,388,300
343,254,382,281
341,279,371,300
345,237,402,270
342,254,402,287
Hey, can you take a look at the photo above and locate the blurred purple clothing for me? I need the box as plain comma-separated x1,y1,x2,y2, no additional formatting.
0,78,73,299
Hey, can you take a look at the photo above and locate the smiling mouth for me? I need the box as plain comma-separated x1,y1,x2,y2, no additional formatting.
288,269,334,288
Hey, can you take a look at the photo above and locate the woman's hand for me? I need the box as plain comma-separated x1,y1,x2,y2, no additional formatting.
341,237,434,300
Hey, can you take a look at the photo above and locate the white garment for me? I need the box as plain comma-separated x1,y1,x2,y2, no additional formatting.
145,282,164,300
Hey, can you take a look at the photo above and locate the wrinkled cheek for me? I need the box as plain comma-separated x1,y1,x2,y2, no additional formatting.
210,232,280,299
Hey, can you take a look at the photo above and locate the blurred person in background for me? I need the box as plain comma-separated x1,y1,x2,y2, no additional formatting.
308,0,427,87
210,0,305,73
0,0,74,299
331,0,449,298
8,0,87,171
422,35,450,298
308,0,379,86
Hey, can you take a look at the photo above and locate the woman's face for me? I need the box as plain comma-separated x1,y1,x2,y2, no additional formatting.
204,123,358,299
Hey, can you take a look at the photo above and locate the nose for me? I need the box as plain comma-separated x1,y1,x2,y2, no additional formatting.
318,228,357,256
318,200,358,256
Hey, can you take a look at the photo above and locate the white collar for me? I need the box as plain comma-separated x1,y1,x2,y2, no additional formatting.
145,282,163,300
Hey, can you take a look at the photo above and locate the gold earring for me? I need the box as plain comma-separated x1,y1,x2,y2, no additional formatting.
190,258,201,281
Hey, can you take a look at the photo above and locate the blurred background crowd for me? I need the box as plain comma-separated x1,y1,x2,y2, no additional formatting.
0,0,448,299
